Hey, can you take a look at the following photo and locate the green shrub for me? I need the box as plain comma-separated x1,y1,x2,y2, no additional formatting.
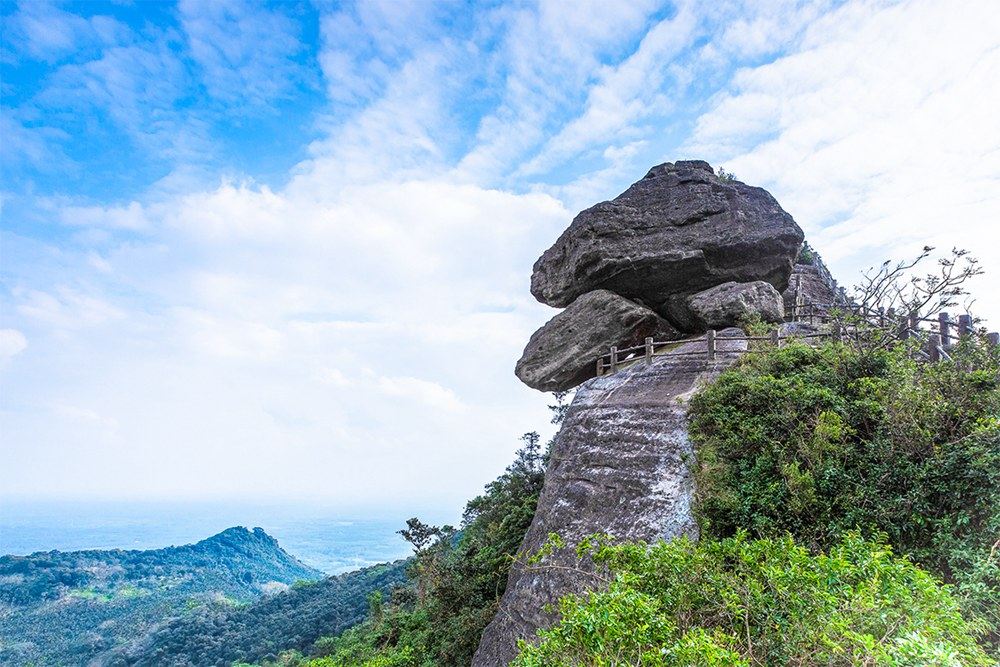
513,533,992,666
689,339,1000,646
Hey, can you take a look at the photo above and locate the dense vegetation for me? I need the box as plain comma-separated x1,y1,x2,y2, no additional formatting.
0,527,322,665
513,533,991,666
688,338,1000,644
508,336,998,665
116,560,408,666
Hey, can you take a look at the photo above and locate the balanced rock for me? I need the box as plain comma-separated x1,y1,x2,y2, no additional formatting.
515,290,679,392
684,280,784,329
530,161,804,324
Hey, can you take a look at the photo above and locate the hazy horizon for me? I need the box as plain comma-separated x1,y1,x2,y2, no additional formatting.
3,0,999,509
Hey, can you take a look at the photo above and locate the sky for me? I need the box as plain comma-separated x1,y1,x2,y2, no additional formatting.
2,0,999,518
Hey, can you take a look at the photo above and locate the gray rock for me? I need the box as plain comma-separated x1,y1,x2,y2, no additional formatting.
529,161,804,324
473,331,749,667
782,260,843,318
684,280,784,329
515,290,680,392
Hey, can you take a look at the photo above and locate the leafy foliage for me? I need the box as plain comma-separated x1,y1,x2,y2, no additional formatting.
689,338,1000,647
0,527,322,665
512,533,992,666
115,561,408,666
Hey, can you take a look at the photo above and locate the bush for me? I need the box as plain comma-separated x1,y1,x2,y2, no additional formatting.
689,339,1000,646
513,533,992,666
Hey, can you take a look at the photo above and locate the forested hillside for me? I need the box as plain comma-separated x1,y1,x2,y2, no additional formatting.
0,527,321,665
115,560,408,666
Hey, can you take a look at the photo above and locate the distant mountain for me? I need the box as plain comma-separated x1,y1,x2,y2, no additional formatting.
114,559,409,666
0,526,322,666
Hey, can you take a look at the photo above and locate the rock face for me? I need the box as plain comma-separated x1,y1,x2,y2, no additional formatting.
685,280,784,329
530,161,804,322
515,290,681,392
782,254,843,317
474,333,749,667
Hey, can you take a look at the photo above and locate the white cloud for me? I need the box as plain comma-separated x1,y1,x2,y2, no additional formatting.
517,4,698,177
178,0,308,105
0,329,28,363
15,287,125,330
376,375,464,412
454,0,666,183
0,171,567,507
4,0,130,63
686,0,1000,324
60,201,149,230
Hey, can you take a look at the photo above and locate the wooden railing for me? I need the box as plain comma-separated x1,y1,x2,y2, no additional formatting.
594,306,1000,378
595,329,834,376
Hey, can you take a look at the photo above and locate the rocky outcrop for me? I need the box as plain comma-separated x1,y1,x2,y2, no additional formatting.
782,252,844,317
474,332,749,667
515,290,680,392
530,161,804,321
685,280,784,329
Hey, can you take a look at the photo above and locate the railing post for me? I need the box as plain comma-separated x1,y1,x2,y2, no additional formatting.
987,332,999,347
909,312,920,337
958,314,972,337
610,346,618,373
595,357,603,377
833,323,842,343
706,329,716,361
938,312,951,347
928,333,941,362
645,337,653,366
770,328,780,348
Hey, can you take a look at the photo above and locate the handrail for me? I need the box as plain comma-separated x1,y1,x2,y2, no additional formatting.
594,311,999,378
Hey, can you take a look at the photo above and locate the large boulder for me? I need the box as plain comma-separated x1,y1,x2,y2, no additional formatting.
530,161,804,325
475,332,749,667
683,280,784,329
515,290,680,392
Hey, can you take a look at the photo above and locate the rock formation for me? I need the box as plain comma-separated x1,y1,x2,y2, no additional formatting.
515,160,804,392
477,161,821,665
685,280,784,329
782,245,844,316
515,290,680,392
530,160,803,318
475,333,750,667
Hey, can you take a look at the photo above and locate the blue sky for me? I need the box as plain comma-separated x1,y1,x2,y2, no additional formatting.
2,0,999,516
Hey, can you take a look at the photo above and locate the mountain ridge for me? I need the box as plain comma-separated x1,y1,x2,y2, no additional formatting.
0,526,323,665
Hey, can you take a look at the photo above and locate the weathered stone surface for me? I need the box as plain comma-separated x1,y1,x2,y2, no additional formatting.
682,280,784,329
782,260,843,317
473,331,748,667
515,290,680,392
529,161,804,322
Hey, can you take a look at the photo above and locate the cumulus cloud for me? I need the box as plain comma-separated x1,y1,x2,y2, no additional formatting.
0,170,568,507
